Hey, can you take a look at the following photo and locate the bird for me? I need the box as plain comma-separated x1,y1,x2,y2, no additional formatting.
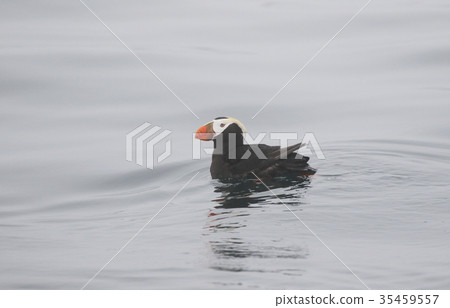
195,116,316,179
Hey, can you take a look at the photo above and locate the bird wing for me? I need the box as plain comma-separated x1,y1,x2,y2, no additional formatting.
261,142,304,159
228,143,311,178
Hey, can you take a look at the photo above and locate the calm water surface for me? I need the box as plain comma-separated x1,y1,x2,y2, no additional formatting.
1,0,449,289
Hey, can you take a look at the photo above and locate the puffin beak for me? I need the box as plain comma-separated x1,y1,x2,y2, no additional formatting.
195,121,215,141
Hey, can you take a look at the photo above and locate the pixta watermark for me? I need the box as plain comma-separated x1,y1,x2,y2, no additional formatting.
192,132,325,160
126,123,325,170
126,123,172,169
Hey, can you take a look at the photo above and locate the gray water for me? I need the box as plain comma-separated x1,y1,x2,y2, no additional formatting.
1,0,450,289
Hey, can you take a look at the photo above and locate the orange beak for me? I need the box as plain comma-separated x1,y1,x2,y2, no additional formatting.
195,121,215,141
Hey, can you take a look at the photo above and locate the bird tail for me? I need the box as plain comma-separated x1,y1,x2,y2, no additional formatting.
277,153,316,175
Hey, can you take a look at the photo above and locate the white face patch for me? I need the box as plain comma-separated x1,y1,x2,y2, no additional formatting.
212,117,246,137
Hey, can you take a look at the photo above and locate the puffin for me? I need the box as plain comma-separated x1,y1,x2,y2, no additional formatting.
195,117,316,179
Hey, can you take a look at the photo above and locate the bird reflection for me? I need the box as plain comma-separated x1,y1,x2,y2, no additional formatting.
204,176,311,277
212,176,311,209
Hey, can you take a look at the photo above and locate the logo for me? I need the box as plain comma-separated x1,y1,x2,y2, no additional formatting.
126,123,172,169
126,123,325,170
192,132,325,160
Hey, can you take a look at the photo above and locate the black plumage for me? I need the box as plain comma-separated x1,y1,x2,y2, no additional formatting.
209,123,316,179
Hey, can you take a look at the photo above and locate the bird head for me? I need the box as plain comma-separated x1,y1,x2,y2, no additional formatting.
195,116,246,141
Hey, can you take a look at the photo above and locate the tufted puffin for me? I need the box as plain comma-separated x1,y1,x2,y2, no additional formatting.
195,117,316,179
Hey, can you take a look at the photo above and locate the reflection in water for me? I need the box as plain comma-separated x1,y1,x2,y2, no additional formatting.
212,176,312,209
204,177,312,279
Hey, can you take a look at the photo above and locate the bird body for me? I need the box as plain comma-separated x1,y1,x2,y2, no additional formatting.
195,117,316,179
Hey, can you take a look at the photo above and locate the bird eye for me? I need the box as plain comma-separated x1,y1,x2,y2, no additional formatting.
220,123,226,128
